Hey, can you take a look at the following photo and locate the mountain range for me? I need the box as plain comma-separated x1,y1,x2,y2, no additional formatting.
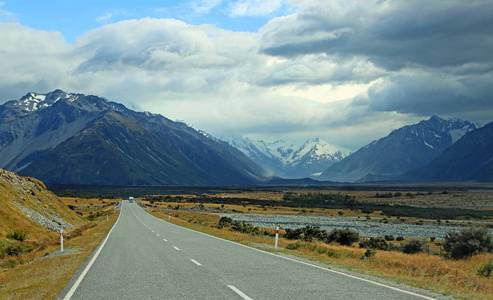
406,120,493,182
1,90,492,185
0,90,268,186
319,116,477,183
224,135,351,179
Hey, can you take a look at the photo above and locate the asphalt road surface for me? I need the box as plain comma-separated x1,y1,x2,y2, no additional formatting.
58,201,439,300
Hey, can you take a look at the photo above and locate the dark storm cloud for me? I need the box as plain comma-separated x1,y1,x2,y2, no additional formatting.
260,0,493,71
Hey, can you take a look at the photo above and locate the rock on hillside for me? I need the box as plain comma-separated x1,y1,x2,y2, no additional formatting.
0,168,83,237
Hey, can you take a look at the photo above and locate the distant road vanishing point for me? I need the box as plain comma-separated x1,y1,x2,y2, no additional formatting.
57,201,438,300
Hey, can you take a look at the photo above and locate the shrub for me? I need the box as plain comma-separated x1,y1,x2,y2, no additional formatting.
443,227,493,259
68,204,76,210
1,258,18,268
327,228,359,246
6,230,27,242
364,248,376,259
218,216,232,228
396,236,405,241
477,258,493,277
4,242,28,257
286,241,302,250
384,235,395,241
231,221,259,234
359,237,388,250
284,226,327,242
402,240,428,254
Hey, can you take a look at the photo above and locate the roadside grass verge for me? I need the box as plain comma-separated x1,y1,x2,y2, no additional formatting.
0,210,118,299
149,208,493,300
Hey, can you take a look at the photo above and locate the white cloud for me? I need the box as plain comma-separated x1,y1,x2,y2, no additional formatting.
191,0,224,13
1,0,493,151
230,0,283,16
96,9,133,24
0,2,16,22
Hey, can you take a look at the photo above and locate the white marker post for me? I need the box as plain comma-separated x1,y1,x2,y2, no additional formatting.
275,226,279,249
168,213,170,221
60,228,64,253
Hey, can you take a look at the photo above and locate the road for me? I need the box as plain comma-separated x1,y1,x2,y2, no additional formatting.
58,201,437,300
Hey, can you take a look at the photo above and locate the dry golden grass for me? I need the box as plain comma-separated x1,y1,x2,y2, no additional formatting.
150,208,493,300
0,171,85,243
0,210,118,299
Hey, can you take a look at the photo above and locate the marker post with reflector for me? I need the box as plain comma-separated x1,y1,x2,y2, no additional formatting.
60,228,64,253
275,226,279,249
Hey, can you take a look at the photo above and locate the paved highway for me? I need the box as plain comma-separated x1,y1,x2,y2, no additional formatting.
58,201,438,299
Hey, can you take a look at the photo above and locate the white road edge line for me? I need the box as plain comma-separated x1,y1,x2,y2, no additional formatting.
173,246,180,251
228,285,253,300
143,208,434,300
190,259,202,266
63,201,123,300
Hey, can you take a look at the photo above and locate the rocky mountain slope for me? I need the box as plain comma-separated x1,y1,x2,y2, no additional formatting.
0,168,83,239
319,116,477,183
225,135,350,178
0,90,268,186
406,120,493,182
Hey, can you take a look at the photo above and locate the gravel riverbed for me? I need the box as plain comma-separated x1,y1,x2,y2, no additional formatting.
219,214,493,239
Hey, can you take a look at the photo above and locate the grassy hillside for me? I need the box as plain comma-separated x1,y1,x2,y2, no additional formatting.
0,168,85,265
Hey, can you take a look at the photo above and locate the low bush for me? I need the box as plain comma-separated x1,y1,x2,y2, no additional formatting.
286,241,302,250
1,242,28,257
6,230,27,242
284,226,327,242
327,228,359,246
477,258,493,277
384,235,395,241
218,216,232,228
364,248,376,259
443,227,493,259
359,237,389,250
401,240,428,254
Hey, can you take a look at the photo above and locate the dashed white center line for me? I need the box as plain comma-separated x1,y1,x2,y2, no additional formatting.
173,246,180,251
228,285,253,300
152,230,155,233
190,259,202,266
156,234,160,236
163,239,168,242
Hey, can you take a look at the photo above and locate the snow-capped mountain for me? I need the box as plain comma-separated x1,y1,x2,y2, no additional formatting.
224,135,351,178
0,90,268,186
319,116,477,183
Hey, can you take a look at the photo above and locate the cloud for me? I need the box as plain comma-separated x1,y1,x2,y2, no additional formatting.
191,0,225,13
260,0,493,70
0,2,16,22
0,22,70,100
1,1,493,151
230,0,283,16
96,9,133,24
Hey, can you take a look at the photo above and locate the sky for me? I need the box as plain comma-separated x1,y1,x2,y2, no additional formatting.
1,0,492,151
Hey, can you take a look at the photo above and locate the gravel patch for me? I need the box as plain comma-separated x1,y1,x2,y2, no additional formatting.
13,201,76,232
220,214,493,239
32,248,79,262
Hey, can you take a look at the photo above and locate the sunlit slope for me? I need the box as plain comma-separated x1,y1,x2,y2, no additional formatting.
0,168,84,242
